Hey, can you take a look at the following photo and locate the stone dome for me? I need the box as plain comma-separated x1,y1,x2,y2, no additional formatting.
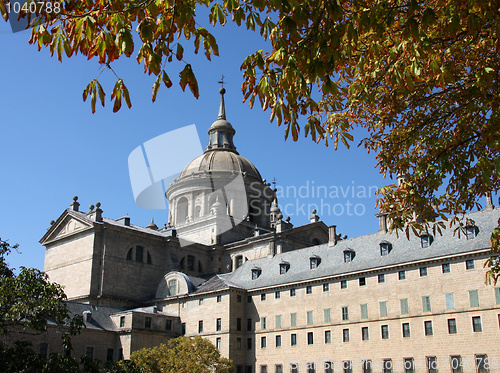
179,150,262,181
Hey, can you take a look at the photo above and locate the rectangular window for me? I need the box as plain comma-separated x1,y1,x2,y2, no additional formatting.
275,335,281,348
420,267,428,277
166,319,172,331
275,315,282,329
466,259,475,270
217,295,222,302
247,318,252,331
120,316,125,327
360,304,368,319
325,330,331,344
216,318,222,331
291,313,297,327
145,317,152,329
323,283,329,292
291,364,298,373
380,301,388,317
343,361,352,373
427,356,437,373
216,338,221,349
237,338,242,350
275,365,283,373
343,328,350,342
424,320,433,336
237,318,242,331
342,306,349,321
306,286,313,294
307,311,314,325
451,356,462,373
291,333,297,346
237,295,242,302
399,270,406,280
106,348,114,362
86,347,94,361
404,358,414,373
341,280,347,289
422,296,432,312
362,326,369,340
261,293,266,301
363,360,372,373
247,338,252,350
325,361,334,373
261,336,266,348
472,316,482,332
359,277,366,286
495,287,500,304
248,296,252,303
260,365,267,373
381,325,389,339
383,359,392,373
442,263,451,273
469,289,480,307
261,317,267,330
445,293,455,310
290,288,296,297
307,332,314,345
400,298,409,315
275,291,281,299
476,354,489,373
307,362,316,373
198,320,204,333
402,323,411,338
135,246,143,263
39,343,48,359
324,308,331,323
448,318,457,334
378,274,385,283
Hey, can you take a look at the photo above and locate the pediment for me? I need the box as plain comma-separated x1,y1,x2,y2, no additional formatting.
41,212,94,244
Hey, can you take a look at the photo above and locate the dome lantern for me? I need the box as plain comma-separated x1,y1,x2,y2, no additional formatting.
206,88,237,153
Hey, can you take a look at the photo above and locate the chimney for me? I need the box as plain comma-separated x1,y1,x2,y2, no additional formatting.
485,191,494,211
376,212,389,234
328,225,337,247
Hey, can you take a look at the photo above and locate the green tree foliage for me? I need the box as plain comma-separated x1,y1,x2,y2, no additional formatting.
1,1,499,280
130,336,233,373
0,238,83,348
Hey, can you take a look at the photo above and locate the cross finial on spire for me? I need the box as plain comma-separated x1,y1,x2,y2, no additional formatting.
272,177,277,189
218,75,225,88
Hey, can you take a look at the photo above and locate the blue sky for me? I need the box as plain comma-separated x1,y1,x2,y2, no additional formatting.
0,15,388,272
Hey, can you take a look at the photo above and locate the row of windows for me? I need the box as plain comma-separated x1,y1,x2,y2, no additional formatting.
253,354,489,373
244,316,485,350
253,290,493,330
253,259,479,294
251,229,478,279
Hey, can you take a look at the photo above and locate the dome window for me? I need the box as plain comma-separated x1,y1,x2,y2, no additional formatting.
465,225,478,239
251,267,262,280
344,249,355,263
310,255,321,269
380,241,392,256
420,234,433,248
279,261,290,274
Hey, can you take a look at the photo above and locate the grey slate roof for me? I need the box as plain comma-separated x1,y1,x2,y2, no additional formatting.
63,303,125,331
194,274,244,294
225,208,500,290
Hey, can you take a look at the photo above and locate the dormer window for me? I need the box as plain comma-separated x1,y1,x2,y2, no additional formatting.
380,241,392,256
279,262,290,274
420,234,433,248
344,250,355,263
466,226,478,239
310,256,321,269
251,267,262,280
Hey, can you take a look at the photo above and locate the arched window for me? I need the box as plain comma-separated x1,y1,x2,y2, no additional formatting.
177,197,189,223
168,279,177,296
125,246,152,265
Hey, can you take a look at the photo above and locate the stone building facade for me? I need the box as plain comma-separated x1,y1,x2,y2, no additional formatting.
25,89,500,372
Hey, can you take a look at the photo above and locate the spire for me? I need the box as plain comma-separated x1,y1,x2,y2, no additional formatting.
206,87,237,153
218,87,226,120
